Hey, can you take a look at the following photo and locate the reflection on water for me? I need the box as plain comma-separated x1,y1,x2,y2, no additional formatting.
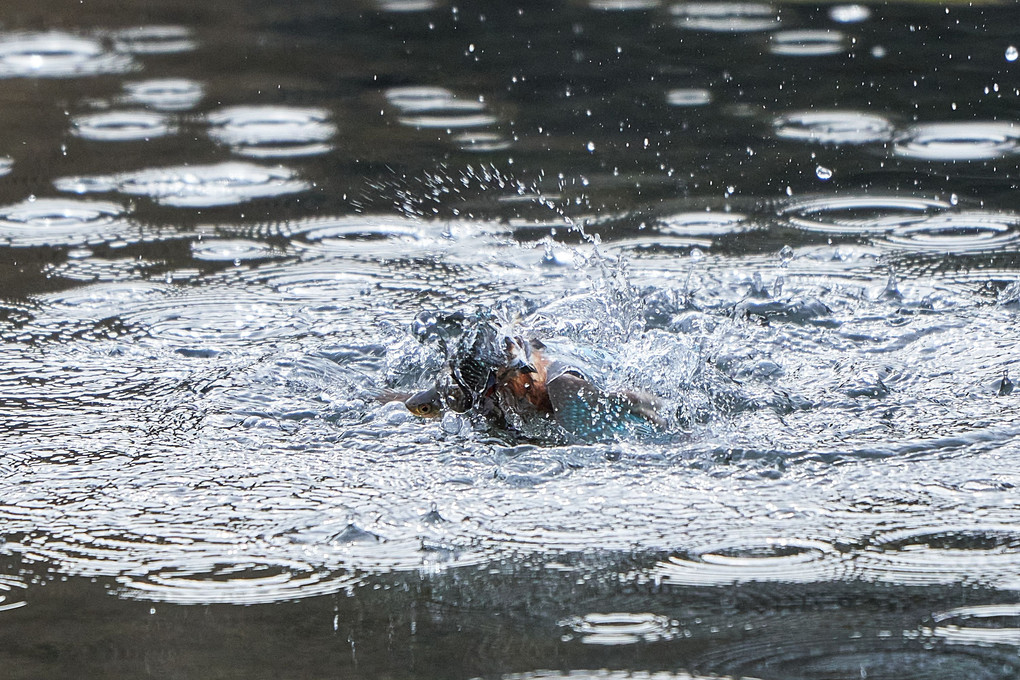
2,0,1020,677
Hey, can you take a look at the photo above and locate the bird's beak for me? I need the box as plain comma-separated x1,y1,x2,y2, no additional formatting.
507,357,537,374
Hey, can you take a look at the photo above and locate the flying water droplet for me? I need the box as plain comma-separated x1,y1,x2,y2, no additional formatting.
815,165,833,181
1006,45,1018,62
829,4,870,23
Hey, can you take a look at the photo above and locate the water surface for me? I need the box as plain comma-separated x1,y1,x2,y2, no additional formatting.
1,1,1020,678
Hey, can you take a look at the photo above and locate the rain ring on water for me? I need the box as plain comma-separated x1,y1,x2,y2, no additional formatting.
0,575,28,613
769,29,847,57
559,612,677,645
115,556,362,605
385,86,499,129
206,105,337,157
689,613,1020,680
670,3,781,32
893,121,1020,161
930,604,1020,648
875,211,1020,254
109,26,197,54
71,110,175,142
777,194,955,235
0,31,136,78
54,161,311,208
0,197,132,247
652,537,845,586
589,0,662,10
665,88,713,107
190,238,287,262
122,78,205,111
773,110,895,145
853,524,1020,588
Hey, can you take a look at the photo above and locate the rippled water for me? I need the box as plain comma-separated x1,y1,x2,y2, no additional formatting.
2,1,1020,678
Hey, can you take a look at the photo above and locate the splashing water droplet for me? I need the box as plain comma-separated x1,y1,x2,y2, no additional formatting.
829,4,870,24
779,245,794,265
1007,46,1019,62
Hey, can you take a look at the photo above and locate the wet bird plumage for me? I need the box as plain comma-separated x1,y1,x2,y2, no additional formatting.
396,320,667,441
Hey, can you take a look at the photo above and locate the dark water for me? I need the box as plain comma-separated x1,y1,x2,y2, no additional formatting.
2,0,1020,677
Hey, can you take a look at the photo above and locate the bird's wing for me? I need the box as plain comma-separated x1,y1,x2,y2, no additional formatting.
547,371,662,440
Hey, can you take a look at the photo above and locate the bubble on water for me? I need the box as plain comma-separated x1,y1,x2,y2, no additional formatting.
671,3,781,32
207,105,336,157
71,110,175,142
1006,45,1018,62
0,31,136,78
689,247,704,262
110,26,197,54
54,162,310,208
893,121,1020,161
665,88,712,107
774,110,894,145
122,78,204,111
829,4,870,23
769,29,847,57
815,165,833,181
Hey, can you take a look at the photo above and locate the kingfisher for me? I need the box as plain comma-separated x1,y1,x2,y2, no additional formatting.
394,312,669,442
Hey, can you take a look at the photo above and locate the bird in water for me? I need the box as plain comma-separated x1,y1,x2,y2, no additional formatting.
388,311,669,442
